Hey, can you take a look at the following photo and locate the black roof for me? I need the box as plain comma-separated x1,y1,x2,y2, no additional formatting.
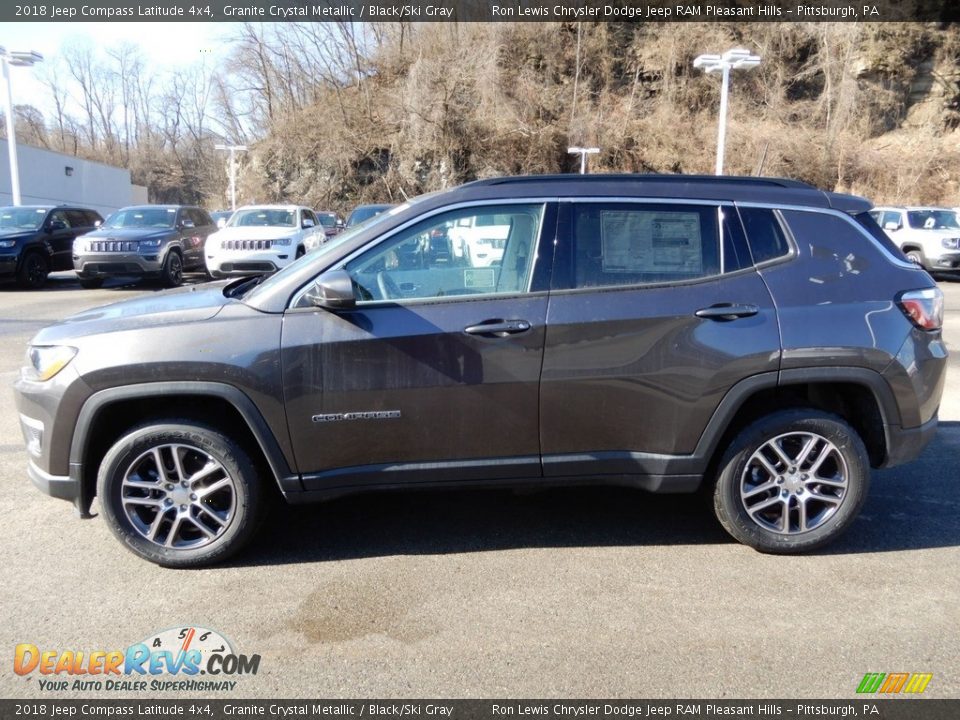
442,174,871,213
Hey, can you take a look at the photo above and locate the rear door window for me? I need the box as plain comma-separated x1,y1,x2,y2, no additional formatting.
561,202,735,289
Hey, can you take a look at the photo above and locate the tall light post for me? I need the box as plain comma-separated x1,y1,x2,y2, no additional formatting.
693,48,761,176
1,47,43,206
214,143,248,211
567,146,600,174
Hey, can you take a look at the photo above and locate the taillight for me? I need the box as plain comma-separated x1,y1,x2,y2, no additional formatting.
897,287,944,330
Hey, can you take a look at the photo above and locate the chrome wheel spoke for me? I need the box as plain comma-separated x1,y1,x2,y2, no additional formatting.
188,461,222,486
123,496,164,508
746,495,781,518
123,478,161,491
171,446,189,484
165,516,183,547
197,505,227,528
754,453,780,478
743,480,777,499
806,489,842,505
151,447,169,483
197,477,231,498
768,440,795,469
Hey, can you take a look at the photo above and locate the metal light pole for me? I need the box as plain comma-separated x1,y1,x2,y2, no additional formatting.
1,47,43,206
567,146,600,174
693,48,761,176
214,143,248,211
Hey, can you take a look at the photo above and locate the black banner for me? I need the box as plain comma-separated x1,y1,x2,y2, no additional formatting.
3,0,959,23
0,700,958,720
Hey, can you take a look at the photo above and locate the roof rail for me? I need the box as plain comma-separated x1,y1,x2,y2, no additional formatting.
468,174,816,190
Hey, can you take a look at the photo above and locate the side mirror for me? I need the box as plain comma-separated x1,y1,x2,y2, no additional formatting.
217,218,228,229
336,220,345,229
302,218,315,229
884,221,900,231
306,269,356,310
48,220,67,232
180,219,196,229
94,219,102,227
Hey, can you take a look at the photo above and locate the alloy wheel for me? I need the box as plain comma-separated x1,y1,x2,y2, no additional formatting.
739,431,848,535
120,443,236,549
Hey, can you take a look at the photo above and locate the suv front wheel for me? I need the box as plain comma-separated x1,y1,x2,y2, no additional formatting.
713,409,869,554
97,421,262,568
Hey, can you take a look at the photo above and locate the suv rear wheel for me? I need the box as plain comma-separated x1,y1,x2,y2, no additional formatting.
97,421,262,568
712,409,869,553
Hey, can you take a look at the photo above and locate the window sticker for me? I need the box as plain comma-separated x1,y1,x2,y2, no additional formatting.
600,211,703,273
464,268,496,288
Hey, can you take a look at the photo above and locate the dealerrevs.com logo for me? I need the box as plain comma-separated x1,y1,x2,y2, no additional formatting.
14,626,260,692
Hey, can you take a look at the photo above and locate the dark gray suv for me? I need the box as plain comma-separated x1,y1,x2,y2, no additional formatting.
73,205,215,288
13,175,947,567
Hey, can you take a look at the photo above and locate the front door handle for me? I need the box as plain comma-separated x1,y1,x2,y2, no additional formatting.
464,319,532,337
695,303,759,321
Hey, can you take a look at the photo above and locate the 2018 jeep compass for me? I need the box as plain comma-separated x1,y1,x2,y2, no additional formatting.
13,175,947,567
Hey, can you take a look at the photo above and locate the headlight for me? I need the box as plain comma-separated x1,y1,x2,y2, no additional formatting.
140,238,162,249
23,345,78,382
942,238,960,250
73,239,88,253
273,237,292,246
0,239,16,249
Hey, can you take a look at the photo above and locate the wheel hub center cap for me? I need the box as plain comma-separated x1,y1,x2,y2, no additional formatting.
784,473,803,492
170,487,192,505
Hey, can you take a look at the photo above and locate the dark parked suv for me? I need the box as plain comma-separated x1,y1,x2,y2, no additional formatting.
14,175,946,567
0,205,103,288
73,205,216,288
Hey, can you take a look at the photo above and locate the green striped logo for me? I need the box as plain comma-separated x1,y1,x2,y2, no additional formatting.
857,673,932,694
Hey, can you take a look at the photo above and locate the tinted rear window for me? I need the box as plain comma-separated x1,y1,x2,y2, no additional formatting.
853,211,908,260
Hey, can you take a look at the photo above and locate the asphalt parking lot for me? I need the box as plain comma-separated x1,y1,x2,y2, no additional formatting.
1,272,958,699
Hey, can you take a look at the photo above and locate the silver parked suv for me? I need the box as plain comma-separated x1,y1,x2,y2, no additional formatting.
73,205,216,288
869,206,960,276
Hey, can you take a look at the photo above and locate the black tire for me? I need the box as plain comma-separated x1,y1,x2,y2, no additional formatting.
160,250,184,287
905,250,924,267
79,277,103,290
97,421,263,568
712,409,869,554
17,251,50,289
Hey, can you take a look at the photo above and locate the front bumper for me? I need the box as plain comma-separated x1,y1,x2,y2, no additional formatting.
928,251,960,272
206,249,291,277
14,366,94,516
74,251,163,278
0,252,19,278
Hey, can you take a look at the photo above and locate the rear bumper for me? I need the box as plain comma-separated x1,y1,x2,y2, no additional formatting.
882,414,939,468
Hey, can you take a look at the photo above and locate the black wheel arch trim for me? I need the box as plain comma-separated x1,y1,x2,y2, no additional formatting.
69,382,300,506
691,366,901,474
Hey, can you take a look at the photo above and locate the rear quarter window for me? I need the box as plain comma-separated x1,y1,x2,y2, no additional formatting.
738,207,791,264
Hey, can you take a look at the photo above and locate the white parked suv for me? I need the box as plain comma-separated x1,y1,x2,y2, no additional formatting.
869,206,960,276
205,205,324,278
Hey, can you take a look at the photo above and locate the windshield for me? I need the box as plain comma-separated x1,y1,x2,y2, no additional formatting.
229,208,297,228
104,207,177,229
907,210,960,230
347,205,392,226
0,207,48,231
317,214,337,228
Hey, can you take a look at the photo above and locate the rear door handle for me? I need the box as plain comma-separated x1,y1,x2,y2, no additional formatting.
695,303,759,321
464,319,532,337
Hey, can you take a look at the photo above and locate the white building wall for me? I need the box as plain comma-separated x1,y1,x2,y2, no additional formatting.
0,143,140,216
